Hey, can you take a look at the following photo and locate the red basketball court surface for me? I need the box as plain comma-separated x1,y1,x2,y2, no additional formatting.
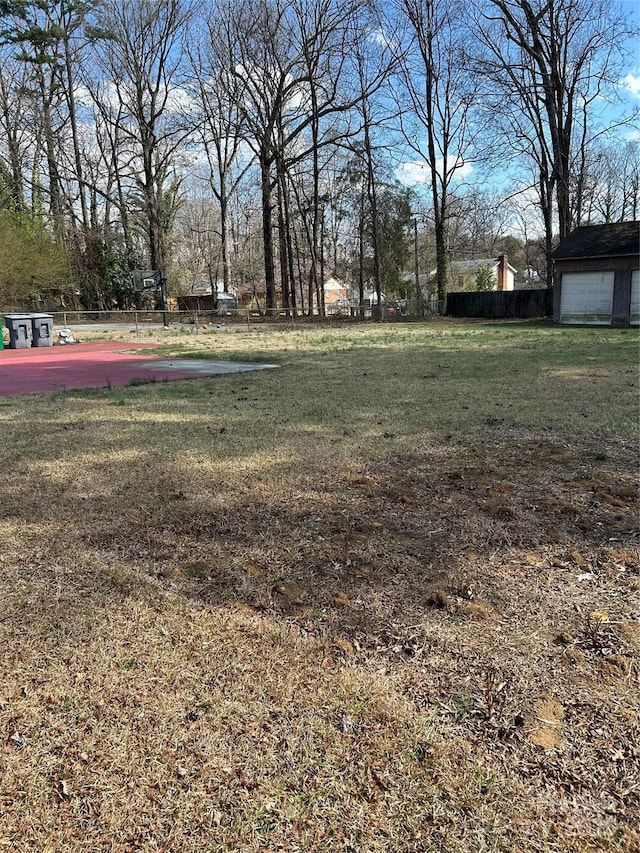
0,341,276,396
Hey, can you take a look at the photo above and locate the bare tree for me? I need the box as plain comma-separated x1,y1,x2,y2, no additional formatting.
391,0,478,308
0,53,29,210
473,0,637,282
225,0,372,314
620,139,640,221
88,0,192,279
289,0,363,314
5,2,66,230
84,85,136,244
58,0,92,232
0,1,97,233
576,136,640,224
186,1,252,299
448,188,514,258
357,79,383,317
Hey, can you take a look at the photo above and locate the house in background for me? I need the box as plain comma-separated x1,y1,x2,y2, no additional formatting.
324,276,362,312
449,254,516,292
323,276,350,305
551,221,640,326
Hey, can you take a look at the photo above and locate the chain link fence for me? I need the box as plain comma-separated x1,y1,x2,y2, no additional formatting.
52,303,443,328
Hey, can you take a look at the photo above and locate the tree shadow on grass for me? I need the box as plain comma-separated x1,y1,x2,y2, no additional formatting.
1,397,636,642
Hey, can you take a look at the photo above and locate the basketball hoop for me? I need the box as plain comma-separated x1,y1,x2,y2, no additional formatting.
131,270,170,327
132,270,160,292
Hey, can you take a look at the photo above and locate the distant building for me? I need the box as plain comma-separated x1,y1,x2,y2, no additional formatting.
448,254,516,292
177,280,238,312
323,276,351,308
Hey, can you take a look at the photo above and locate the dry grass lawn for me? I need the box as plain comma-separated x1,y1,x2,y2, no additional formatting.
0,319,638,852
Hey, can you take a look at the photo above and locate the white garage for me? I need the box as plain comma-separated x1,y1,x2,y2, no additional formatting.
552,222,640,327
558,271,615,325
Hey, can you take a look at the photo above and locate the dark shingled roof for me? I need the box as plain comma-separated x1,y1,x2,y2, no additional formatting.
551,221,640,260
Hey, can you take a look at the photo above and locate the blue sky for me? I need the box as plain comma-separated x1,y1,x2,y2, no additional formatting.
619,0,640,120
395,0,640,218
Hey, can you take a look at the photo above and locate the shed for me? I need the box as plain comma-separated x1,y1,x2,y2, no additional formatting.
551,222,640,326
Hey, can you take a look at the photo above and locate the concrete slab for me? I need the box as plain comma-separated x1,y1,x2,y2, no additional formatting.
142,359,278,375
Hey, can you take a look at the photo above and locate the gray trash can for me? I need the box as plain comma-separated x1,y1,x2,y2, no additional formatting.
4,314,32,349
31,313,54,347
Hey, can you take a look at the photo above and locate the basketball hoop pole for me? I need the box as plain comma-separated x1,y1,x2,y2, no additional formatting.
132,269,169,325
160,272,169,327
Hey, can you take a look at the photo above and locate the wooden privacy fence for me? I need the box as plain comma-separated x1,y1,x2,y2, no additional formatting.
446,288,553,319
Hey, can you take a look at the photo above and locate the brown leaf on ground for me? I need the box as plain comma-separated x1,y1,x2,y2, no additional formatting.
457,602,491,619
331,591,351,608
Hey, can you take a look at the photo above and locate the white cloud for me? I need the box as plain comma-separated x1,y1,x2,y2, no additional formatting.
396,158,473,186
165,86,197,115
80,80,197,116
396,161,428,185
621,71,640,99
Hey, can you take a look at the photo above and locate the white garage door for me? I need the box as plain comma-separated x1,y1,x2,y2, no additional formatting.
631,270,640,325
559,271,614,325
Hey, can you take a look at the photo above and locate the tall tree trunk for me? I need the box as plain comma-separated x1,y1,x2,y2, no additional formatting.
540,172,554,289
276,159,290,314
0,71,25,210
358,188,365,318
283,177,297,316
142,139,162,273
220,184,231,294
260,151,277,313
37,66,64,233
434,212,448,309
363,106,383,321
62,16,89,232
